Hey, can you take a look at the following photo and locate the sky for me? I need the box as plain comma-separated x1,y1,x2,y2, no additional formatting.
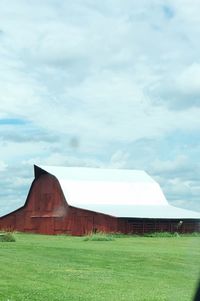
0,0,200,214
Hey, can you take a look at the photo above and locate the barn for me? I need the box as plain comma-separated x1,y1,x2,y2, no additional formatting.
0,164,200,235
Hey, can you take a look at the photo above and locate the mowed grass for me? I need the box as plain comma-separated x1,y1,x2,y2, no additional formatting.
0,233,199,301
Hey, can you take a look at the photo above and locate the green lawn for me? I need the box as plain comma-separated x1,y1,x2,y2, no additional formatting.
0,233,199,301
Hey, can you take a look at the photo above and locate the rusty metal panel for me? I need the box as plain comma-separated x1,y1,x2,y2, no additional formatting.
37,217,54,235
14,210,25,231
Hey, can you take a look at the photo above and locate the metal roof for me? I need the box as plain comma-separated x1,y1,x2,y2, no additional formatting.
0,165,199,219
40,165,200,219
71,204,200,219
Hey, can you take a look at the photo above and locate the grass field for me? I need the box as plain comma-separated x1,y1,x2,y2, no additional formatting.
0,233,199,301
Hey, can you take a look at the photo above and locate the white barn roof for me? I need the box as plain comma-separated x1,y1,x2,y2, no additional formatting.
39,165,200,219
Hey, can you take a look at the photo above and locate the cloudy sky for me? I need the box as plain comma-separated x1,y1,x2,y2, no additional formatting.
0,0,200,214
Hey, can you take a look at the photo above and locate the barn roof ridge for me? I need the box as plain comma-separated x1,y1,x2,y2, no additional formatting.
38,164,156,183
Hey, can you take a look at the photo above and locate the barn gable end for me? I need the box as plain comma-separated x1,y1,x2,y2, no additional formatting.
0,168,69,234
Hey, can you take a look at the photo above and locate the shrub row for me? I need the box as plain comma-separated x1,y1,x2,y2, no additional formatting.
0,232,16,242
83,231,200,241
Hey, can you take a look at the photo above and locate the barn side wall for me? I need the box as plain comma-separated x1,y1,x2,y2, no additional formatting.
117,218,200,234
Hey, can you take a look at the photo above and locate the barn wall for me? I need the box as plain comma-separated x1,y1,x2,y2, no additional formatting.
0,173,118,236
66,206,118,236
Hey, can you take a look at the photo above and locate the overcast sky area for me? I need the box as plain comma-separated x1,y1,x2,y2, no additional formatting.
0,0,200,214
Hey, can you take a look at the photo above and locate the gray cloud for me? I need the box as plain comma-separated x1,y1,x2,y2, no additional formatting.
0,127,60,143
151,63,200,110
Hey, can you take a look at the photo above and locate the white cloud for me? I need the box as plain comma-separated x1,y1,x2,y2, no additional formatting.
176,63,200,96
109,150,129,168
0,161,7,172
0,0,200,212
149,153,200,210
151,155,188,174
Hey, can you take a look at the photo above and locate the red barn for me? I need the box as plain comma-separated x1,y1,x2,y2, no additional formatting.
0,165,200,235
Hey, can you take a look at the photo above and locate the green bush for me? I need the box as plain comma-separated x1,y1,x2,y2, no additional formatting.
83,231,200,240
181,232,200,237
0,232,16,242
143,232,179,237
83,232,115,241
